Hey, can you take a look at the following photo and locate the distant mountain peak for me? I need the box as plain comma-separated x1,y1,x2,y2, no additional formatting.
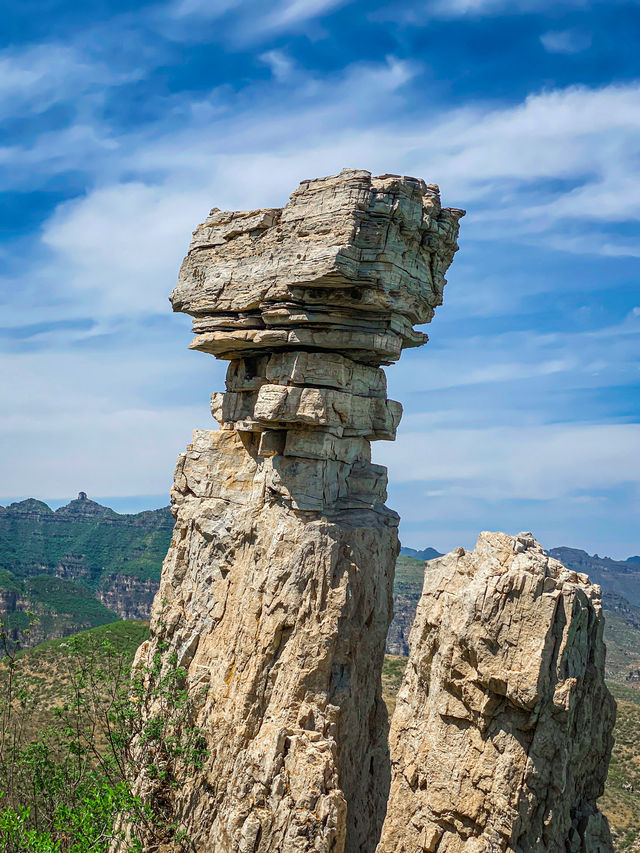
55,494,118,518
549,545,640,608
399,546,443,562
3,498,53,515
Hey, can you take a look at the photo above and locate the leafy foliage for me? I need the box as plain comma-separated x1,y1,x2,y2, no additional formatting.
0,615,205,852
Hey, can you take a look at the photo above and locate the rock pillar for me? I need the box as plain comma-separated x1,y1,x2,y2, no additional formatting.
122,169,464,853
377,531,615,853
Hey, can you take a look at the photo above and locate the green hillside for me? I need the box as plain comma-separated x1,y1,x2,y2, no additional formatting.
0,495,173,644
0,574,119,642
0,495,173,586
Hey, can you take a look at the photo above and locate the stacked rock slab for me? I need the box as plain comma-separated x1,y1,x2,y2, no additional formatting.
120,169,464,853
378,531,615,853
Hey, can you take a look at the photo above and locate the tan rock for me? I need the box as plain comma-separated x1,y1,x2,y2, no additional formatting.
125,430,397,852
377,531,615,853
173,169,464,364
116,171,464,853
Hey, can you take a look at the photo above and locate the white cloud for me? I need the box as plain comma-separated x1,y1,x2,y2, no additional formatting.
2,68,640,333
375,422,640,501
0,42,139,120
259,49,295,81
0,344,224,498
264,0,349,28
540,29,592,54
387,313,640,409
40,182,212,316
168,0,348,32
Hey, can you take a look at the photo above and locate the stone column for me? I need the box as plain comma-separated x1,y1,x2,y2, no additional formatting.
122,169,464,853
377,532,615,853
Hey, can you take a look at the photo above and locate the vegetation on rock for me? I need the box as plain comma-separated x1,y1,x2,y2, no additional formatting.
1,618,638,851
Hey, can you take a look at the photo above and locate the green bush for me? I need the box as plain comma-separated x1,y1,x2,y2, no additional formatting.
0,616,205,851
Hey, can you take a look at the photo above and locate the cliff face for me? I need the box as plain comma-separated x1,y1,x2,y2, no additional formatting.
378,531,615,853
96,574,158,620
0,573,119,644
119,169,464,853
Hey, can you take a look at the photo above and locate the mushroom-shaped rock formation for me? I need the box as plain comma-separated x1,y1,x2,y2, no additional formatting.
115,170,463,853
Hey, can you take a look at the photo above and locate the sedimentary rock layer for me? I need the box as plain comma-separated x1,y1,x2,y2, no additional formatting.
171,169,464,365
378,531,615,853
130,429,397,852
118,170,464,853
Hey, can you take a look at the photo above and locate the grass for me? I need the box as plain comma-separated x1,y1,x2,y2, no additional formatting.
381,654,408,715
20,619,150,663
393,555,430,595
1,621,151,743
601,682,640,850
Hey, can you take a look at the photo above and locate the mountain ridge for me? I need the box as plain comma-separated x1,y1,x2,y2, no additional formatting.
1,499,638,658
0,494,173,641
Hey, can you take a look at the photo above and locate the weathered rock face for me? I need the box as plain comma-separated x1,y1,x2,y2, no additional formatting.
96,574,158,620
171,169,463,365
378,531,615,853
120,169,464,853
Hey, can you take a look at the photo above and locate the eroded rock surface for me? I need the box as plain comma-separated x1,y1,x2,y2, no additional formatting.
118,169,463,853
378,531,615,853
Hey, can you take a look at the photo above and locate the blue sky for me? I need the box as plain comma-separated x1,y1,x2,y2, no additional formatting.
1,0,639,557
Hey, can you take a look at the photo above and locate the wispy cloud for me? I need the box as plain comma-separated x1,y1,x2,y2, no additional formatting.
259,49,295,81
376,422,640,501
540,29,592,54
0,42,140,120
263,0,349,28
380,0,592,22
167,0,348,34
2,66,640,338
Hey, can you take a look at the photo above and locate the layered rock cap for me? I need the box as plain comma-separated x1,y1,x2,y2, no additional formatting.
378,531,616,853
170,168,464,514
172,168,464,365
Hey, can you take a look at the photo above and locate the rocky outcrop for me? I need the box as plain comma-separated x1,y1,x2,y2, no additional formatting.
378,531,615,853
119,169,463,853
96,574,157,620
